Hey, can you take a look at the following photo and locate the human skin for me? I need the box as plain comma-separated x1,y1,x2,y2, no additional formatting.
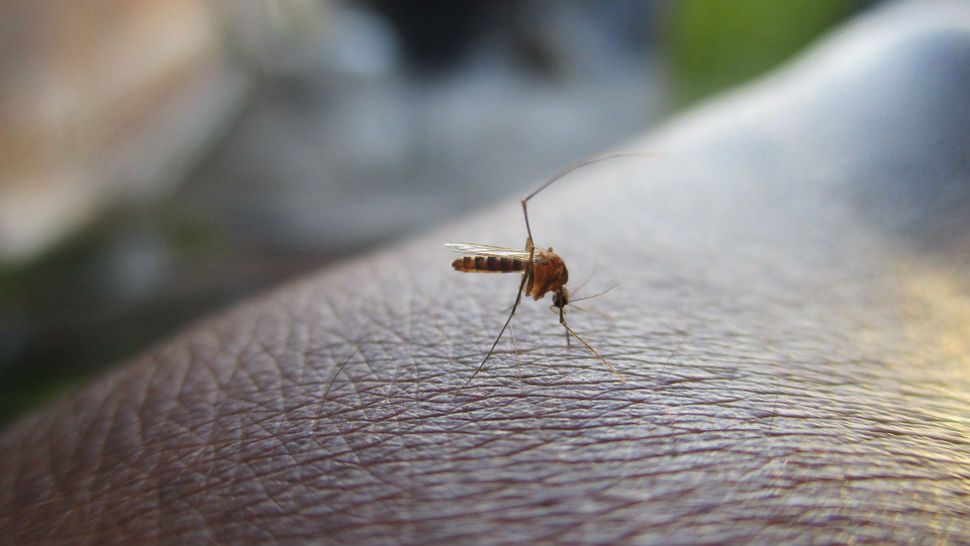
2,3,969,545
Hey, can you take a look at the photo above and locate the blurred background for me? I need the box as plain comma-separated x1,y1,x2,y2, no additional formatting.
0,0,871,427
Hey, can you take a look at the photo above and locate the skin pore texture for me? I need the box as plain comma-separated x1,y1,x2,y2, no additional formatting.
2,2,969,544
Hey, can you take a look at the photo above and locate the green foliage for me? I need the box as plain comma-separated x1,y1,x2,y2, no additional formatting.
666,0,852,107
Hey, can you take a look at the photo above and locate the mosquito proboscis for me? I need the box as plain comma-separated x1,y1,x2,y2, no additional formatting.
446,152,654,387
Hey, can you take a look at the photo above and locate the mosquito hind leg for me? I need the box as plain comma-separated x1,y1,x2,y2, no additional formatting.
459,269,530,390
508,320,522,379
519,153,655,254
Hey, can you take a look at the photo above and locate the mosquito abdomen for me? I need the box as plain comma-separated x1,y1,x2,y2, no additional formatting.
452,256,526,273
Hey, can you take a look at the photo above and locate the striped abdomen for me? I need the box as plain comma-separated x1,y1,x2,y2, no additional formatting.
452,256,527,273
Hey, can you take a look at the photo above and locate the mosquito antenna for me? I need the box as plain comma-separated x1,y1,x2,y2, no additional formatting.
570,283,618,303
571,263,598,295
322,346,361,403
561,319,625,382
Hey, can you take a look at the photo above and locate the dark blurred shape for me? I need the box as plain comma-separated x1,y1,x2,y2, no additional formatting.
365,0,490,70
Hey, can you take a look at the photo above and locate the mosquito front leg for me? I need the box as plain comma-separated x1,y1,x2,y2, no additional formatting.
560,317,625,383
560,305,571,348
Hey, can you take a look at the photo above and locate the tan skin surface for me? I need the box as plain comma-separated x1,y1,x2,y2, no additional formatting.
2,5,970,544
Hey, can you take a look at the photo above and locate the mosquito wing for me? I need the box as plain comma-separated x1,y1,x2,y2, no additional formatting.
444,243,547,264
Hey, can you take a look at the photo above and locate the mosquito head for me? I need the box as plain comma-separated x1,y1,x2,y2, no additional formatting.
553,288,569,310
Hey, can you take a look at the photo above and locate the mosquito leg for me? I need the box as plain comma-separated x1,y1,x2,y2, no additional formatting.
508,320,521,379
523,152,658,204
519,153,655,286
522,200,535,260
460,269,529,390
560,305,571,349
519,151,659,250
561,316,624,382
484,153,654,387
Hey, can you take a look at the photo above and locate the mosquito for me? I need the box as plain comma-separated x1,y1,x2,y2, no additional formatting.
446,153,646,387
